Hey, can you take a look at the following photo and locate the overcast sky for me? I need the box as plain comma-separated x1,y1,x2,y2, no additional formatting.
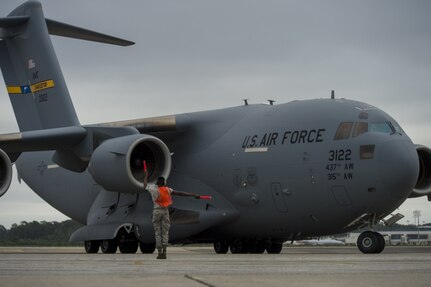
0,0,430,228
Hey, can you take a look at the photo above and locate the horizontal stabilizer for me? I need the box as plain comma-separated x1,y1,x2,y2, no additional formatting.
46,18,134,46
0,16,133,46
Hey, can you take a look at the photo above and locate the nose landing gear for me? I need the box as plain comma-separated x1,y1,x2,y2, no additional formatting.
357,231,385,254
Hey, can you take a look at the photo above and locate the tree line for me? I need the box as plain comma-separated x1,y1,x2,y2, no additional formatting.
0,220,83,246
0,220,427,246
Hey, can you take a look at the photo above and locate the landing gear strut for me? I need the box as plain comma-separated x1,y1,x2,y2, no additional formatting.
357,231,385,254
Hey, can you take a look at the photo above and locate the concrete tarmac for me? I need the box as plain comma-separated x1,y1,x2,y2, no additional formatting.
1,246,431,287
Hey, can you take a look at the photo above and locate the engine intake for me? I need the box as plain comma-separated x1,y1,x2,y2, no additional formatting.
410,145,431,198
0,149,13,197
88,134,171,193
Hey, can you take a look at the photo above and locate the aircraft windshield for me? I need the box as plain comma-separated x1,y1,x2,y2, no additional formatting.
352,122,368,137
370,122,393,134
334,122,353,140
335,121,403,140
391,121,405,134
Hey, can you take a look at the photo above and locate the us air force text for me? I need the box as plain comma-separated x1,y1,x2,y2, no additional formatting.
242,129,326,148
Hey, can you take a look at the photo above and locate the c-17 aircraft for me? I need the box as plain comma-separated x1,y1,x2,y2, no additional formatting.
0,1,430,255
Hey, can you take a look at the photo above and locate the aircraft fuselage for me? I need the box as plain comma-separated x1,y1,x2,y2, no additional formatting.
16,98,419,242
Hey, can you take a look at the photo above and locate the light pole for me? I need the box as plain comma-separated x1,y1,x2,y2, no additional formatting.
413,210,421,245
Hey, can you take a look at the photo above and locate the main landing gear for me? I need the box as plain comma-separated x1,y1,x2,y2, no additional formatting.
83,227,156,254
213,239,283,254
357,231,385,254
84,239,156,254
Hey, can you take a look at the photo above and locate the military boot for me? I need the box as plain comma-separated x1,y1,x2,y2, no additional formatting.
162,246,167,259
157,248,163,259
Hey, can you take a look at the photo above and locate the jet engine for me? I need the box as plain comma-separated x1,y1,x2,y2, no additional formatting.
88,134,171,193
410,145,431,198
0,149,12,197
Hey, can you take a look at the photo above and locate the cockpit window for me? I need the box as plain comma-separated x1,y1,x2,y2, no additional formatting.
334,122,353,140
334,120,404,141
370,122,393,134
391,122,405,135
352,122,368,138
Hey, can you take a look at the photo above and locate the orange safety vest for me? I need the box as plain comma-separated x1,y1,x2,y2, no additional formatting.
155,186,172,208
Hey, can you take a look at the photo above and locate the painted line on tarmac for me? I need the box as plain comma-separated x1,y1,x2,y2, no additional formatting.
184,274,216,287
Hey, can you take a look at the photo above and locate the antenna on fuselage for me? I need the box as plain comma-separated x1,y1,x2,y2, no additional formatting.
268,100,275,105
331,90,335,99
243,99,249,106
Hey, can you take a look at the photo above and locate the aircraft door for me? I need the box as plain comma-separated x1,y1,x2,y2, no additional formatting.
271,182,288,212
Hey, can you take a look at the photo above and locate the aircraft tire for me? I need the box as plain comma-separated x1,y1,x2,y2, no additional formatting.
266,242,283,254
139,243,156,254
119,240,138,254
374,232,386,253
213,240,229,254
357,231,379,253
101,239,118,254
248,240,266,254
84,240,100,253
230,239,248,254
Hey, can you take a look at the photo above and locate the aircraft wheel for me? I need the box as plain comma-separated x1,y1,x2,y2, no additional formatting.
374,232,386,253
101,239,118,254
84,240,100,253
248,240,266,254
119,239,138,254
357,231,380,254
266,242,283,254
139,243,156,254
230,239,248,254
214,240,229,254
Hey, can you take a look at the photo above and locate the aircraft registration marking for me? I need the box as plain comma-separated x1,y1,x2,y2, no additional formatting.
31,80,55,93
326,150,355,181
6,79,55,94
328,149,352,161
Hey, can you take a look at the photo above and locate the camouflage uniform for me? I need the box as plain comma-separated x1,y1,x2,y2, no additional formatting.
152,207,170,249
146,184,172,251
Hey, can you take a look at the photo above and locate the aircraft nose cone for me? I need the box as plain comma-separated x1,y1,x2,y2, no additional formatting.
377,140,419,200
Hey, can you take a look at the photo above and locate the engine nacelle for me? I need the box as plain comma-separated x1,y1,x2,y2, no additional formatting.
88,134,171,193
0,149,13,197
410,145,431,198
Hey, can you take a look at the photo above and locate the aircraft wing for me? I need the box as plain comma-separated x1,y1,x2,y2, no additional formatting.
0,126,86,154
0,125,140,163
93,115,188,135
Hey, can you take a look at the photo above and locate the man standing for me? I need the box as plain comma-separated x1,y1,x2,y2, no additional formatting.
144,175,200,259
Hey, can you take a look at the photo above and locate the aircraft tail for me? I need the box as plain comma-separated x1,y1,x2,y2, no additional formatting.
0,1,133,132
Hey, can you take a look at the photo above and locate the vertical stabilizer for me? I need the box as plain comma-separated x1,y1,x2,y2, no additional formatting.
0,1,79,131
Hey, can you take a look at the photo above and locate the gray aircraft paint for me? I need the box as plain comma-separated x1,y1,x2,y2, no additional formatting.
0,1,429,254
13,99,419,239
